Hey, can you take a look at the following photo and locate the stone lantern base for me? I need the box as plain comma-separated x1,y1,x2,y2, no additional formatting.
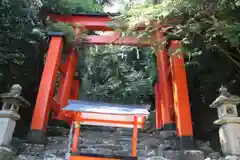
215,117,240,156
0,110,20,146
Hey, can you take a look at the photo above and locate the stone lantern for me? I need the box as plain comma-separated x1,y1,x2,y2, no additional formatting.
210,86,240,156
0,84,30,146
210,86,240,119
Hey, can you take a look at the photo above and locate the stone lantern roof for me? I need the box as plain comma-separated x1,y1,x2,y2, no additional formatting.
209,86,240,108
0,84,31,108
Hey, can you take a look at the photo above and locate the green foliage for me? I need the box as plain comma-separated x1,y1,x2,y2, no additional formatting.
42,0,102,13
79,45,155,104
0,0,46,129
45,21,77,54
117,0,240,65
0,0,101,94
0,0,43,92
46,22,76,41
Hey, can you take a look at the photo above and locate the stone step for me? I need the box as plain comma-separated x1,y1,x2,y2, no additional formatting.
78,131,177,143
79,130,176,139
17,149,205,160
16,129,204,160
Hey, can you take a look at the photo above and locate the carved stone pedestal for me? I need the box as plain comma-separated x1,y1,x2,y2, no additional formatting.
215,117,240,156
0,110,20,146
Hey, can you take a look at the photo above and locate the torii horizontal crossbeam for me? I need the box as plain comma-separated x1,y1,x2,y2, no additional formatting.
40,8,178,32
40,8,146,31
49,13,115,31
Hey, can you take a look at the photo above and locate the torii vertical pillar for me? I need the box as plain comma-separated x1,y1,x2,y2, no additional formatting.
28,34,64,143
71,73,80,100
170,40,193,149
54,50,78,122
155,31,175,130
154,82,163,129
53,26,82,123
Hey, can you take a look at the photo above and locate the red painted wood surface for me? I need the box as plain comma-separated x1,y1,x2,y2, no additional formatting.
70,156,120,160
155,31,175,127
132,116,138,157
154,83,163,129
55,51,78,122
30,37,63,131
72,120,81,153
170,40,193,137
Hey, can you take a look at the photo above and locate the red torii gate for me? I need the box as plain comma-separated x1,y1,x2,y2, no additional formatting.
27,10,193,149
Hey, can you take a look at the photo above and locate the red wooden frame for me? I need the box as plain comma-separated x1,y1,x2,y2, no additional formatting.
70,113,139,159
70,156,121,160
47,13,145,31
54,51,78,121
46,12,179,31
154,83,162,129
28,12,193,150
169,40,193,149
30,37,63,133
48,13,116,31
154,31,175,130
